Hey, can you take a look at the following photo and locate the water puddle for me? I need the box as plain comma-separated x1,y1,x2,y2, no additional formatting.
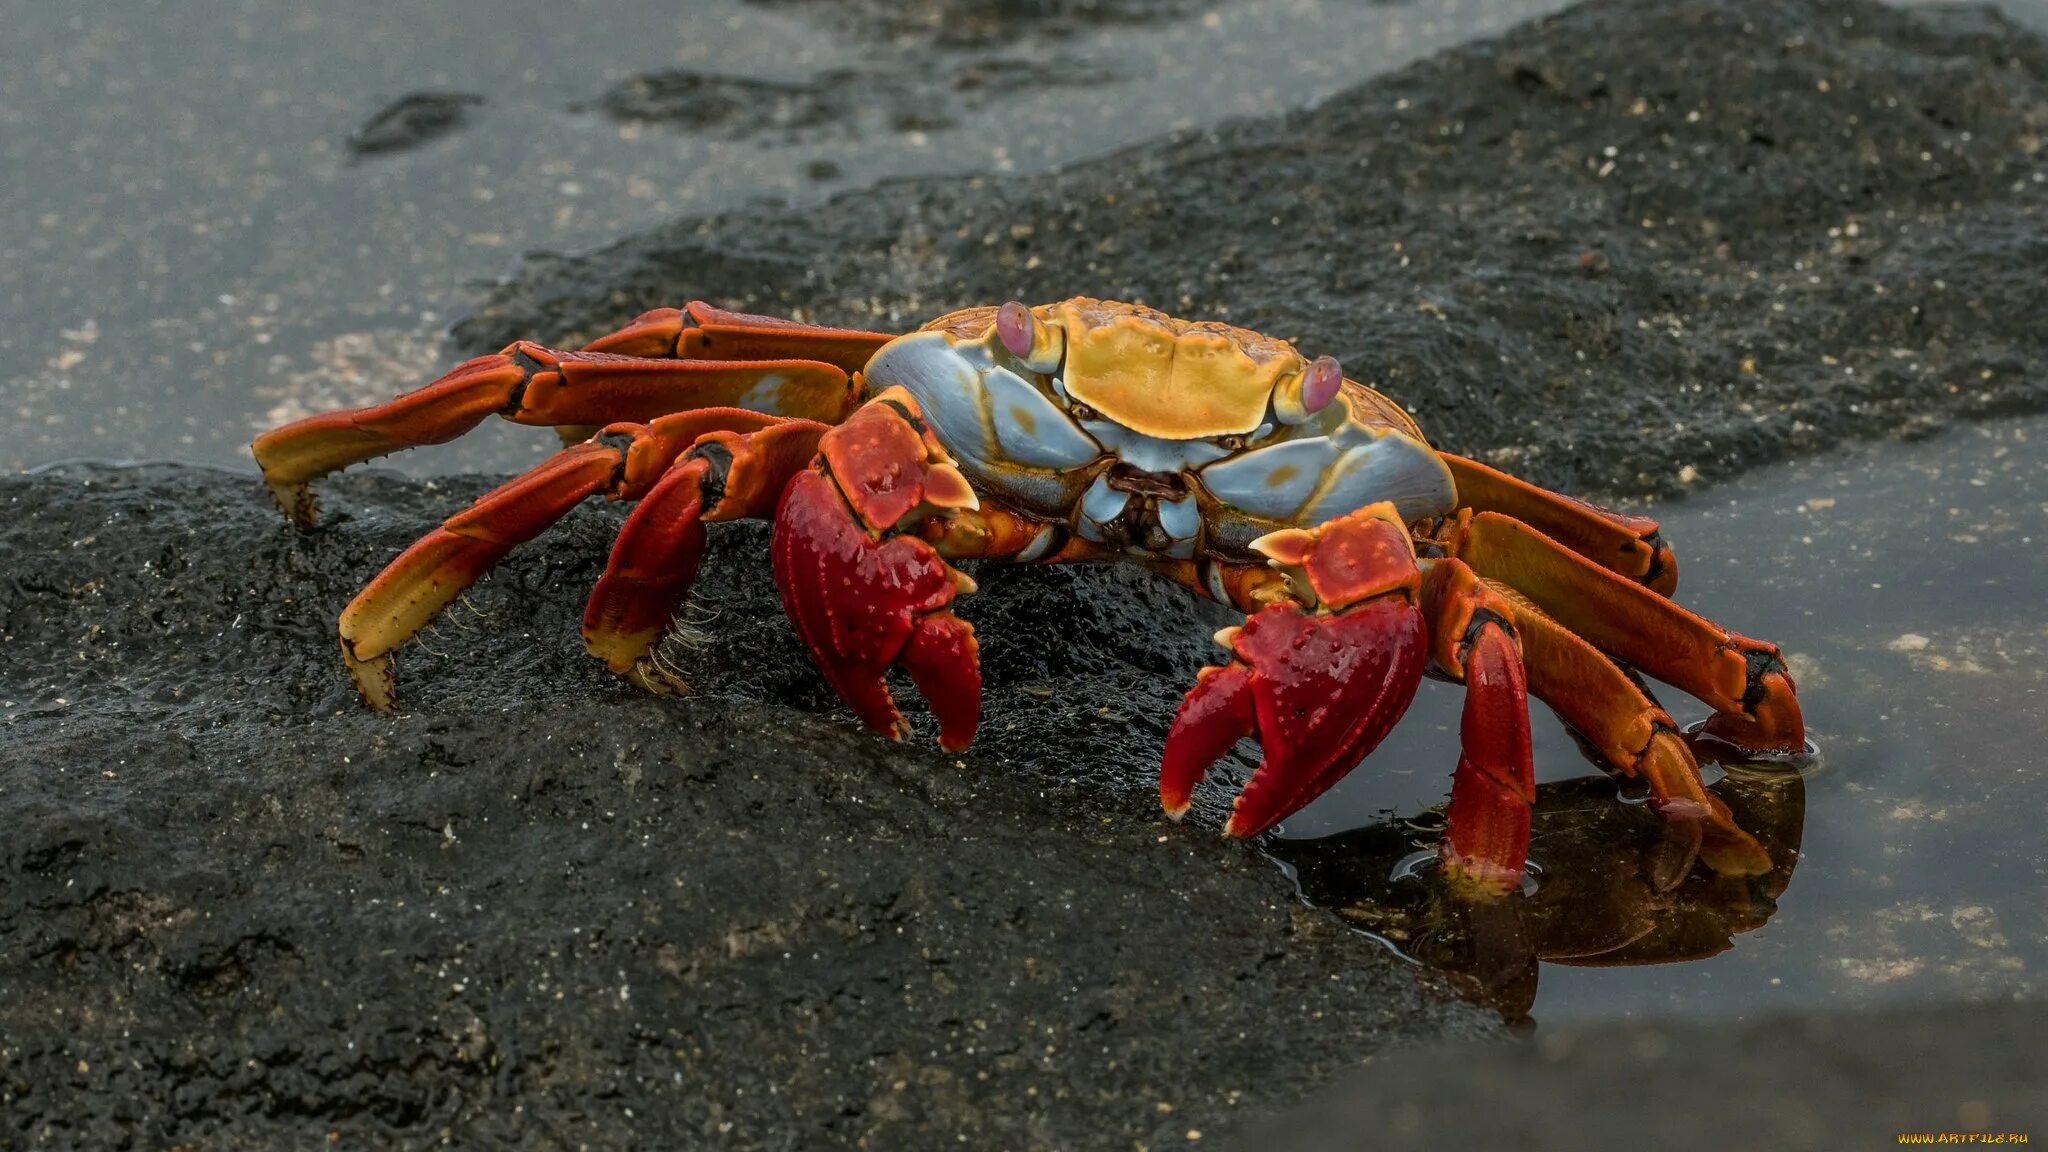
1269,416,2046,1024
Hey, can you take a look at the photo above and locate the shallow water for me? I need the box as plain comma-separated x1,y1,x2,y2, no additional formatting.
3,0,1592,475
14,0,2040,477
1272,416,2047,1024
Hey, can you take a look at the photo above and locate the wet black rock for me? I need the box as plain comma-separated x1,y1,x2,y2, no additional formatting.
460,0,2048,500
0,465,1494,1149
578,71,896,141
346,92,485,158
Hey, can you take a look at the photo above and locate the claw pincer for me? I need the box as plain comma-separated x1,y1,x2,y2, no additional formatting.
1161,505,1430,838
772,394,983,751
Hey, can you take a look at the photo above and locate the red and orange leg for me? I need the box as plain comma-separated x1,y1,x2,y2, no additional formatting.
251,302,893,528
1414,567,1537,896
336,408,824,709
581,417,831,695
1434,510,1804,755
771,389,987,751
1158,502,1431,839
1421,558,1773,886
1440,453,1679,595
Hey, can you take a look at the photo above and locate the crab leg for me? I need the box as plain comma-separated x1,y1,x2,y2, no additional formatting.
1437,511,1804,754
1159,503,1431,839
1416,565,1535,895
252,302,891,528
1441,453,1678,595
772,389,985,751
336,409,800,709
1421,559,1772,883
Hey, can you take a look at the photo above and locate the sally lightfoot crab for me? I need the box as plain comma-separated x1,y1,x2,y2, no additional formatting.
253,298,1805,893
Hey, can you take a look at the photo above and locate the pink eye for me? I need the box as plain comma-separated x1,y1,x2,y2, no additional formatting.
997,300,1036,360
1302,356,1342,413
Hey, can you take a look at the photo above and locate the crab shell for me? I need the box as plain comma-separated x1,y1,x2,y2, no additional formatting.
860,297,1456,561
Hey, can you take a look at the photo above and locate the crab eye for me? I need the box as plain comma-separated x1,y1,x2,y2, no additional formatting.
1216,434,1248,452
1068,401,1100,422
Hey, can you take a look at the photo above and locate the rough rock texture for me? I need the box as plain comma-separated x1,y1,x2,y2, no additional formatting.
0,466,1493,1150
460,0,2048,500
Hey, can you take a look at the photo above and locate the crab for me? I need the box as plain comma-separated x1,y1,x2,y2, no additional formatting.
253,297,1806,892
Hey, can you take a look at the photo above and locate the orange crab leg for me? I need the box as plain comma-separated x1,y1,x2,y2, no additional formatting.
1441,453,1678,595
592,301,895,372
336,409,799,710
1437,511,1803,753
251,303,892,528
1416,567,1536,895
1420,559,1771,883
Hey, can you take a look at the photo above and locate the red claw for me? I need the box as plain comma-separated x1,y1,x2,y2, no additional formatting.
1162,597,1428,838
773,468,981,751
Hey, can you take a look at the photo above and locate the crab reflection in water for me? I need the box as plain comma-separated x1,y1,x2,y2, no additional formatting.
1270,764,1807,1022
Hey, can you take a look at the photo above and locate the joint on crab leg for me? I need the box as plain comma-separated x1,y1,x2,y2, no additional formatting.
252,352,529,528
1439,453,1679,595
338,439,627,710
1418,560,1537,894
643,301,895,373
339,408,800,710
773,390,985,751
1442,619,1534,895
1160,502,1430,839
1442,621,1537,898
252,303,890,530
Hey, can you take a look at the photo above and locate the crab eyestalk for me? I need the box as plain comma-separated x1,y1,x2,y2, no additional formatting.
994,300,1065,375
1273,355,1344,425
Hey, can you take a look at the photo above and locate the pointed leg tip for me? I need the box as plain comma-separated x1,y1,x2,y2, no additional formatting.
1442,852,1524,900
1221,810,1274,840
343,647,398,713
267,480,319,530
